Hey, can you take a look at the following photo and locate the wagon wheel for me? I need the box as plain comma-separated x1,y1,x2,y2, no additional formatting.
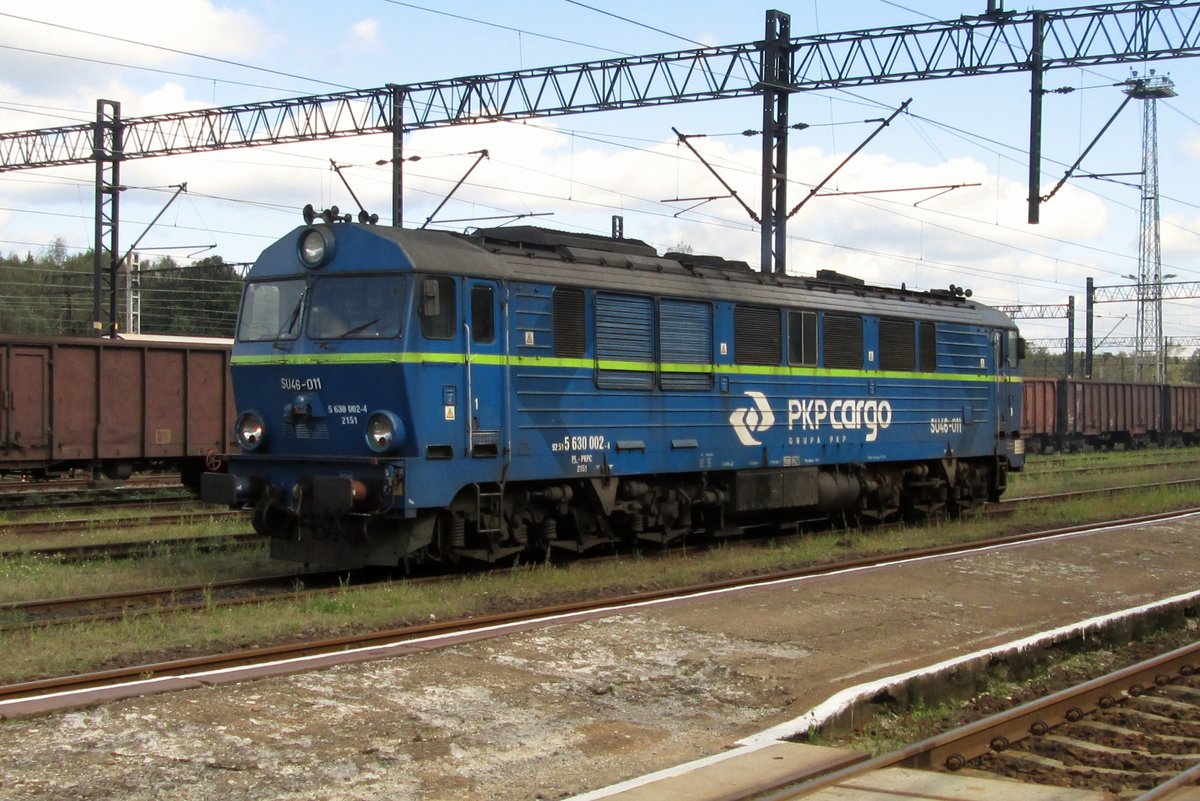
204,449,225,472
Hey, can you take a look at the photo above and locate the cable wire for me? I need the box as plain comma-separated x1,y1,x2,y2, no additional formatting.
0,11,354,90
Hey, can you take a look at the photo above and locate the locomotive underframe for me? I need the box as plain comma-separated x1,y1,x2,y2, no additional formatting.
257,455,1004,568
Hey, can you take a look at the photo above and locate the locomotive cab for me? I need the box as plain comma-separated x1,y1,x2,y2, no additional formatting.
202,221,512,566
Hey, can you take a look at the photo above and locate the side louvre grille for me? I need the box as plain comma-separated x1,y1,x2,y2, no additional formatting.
734,306,780,366
595,293,654,389
823,314,862,370
553,287,585,358
660,299,712,391
878,318,915,372
919,321,937,371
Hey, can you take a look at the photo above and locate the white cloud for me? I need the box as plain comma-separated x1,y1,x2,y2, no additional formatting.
9,0,266,57
0,1,275,132
352,18,381,46
0,0,1189,336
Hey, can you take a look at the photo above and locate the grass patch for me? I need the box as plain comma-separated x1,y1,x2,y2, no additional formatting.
0,508,248,556
0,534,281,605
1008,458,1200,498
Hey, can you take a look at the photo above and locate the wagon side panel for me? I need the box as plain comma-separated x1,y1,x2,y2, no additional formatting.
49,344,98,463
1020,377,1056,446
185,347,234,457
5,346,50,461
144,347,186,458
97,346,146,461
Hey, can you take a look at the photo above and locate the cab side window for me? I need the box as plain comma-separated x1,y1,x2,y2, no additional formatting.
471,285,494,344
788,311,817,367
419,276,457,340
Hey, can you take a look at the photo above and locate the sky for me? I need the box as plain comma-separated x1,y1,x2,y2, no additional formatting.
1,0,1199,351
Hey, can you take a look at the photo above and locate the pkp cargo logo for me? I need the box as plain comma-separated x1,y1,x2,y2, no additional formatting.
729,391,775,446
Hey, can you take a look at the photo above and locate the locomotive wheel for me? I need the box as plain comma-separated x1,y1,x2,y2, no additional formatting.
522,534,553,566
430,511,462,567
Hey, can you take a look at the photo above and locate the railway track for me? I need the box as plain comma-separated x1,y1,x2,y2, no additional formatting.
2,506,1197,721
1,478,1197,632
1021,455,1200,477
0,486,197,513
0,508,244,537
0,503,251,562
5,471,1196,566
1,470,1195,625
752,642,1200,800
0,569,354,631
0,474,182,493
2,531,261,563
1002,476,1200,505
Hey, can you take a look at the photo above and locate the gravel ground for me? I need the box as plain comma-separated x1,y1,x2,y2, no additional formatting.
2,515,1199,800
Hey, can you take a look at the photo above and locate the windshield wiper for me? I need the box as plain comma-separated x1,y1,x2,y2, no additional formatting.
335,318,380,339
273,287,307,350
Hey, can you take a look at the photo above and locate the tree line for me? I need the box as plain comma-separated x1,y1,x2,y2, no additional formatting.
2,240,1197,383
1022,344,1200,384
0,240,242,338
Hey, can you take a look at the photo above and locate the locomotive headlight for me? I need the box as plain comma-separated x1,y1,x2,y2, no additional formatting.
236,411,266,451
297,226,334,269
365,411,405,454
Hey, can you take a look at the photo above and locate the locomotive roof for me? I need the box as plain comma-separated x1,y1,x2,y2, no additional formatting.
274,223,1016,329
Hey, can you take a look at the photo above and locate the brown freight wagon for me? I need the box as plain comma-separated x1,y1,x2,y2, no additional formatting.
1019,376,1058,453
1059,379,1163,451
0,334,233,485
1166,383,1200,446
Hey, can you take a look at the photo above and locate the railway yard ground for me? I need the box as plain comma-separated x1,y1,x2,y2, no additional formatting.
2,470,1200,798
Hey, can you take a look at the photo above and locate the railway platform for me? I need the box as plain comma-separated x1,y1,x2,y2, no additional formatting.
592,741,1106,800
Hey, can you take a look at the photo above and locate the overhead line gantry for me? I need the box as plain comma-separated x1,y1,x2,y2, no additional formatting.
2,1,1200,332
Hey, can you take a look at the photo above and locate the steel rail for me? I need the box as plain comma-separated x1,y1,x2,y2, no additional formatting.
5,531,262,563
0,568,355,631
0,508,245,538
2,478,1197,625
1,505,1197,719
1001,475,1200,504
751,640,1200,800
1020,456,1200,475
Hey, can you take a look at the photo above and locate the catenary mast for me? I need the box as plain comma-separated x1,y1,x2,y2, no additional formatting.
1125,72,1176,383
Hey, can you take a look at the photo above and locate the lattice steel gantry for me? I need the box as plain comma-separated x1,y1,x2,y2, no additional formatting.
3,1,1200,326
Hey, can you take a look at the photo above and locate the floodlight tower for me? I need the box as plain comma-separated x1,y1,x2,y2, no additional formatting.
1124,71,1176,383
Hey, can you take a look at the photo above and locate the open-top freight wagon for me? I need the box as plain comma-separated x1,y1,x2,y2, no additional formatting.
0,334,233,485
1020,376,1200,452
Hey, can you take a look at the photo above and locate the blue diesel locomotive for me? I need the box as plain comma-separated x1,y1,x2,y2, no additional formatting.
202,221,1025,568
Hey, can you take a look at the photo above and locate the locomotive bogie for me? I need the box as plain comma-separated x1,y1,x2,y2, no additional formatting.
206,222,1026,568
